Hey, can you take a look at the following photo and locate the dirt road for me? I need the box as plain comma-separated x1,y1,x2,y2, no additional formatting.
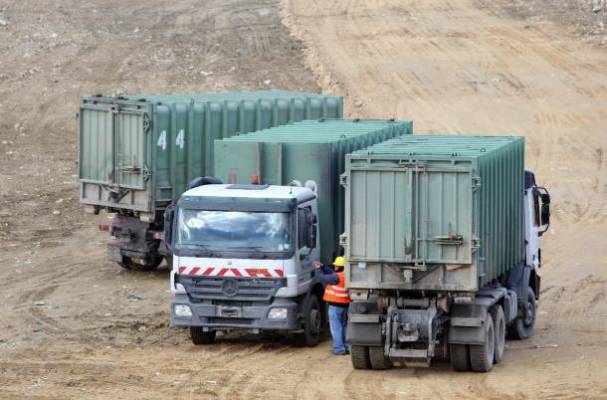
1,0,607,399
283,0,607,398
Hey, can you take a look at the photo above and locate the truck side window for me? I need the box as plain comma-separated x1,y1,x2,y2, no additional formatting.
533,190,541,227
298,206,311,249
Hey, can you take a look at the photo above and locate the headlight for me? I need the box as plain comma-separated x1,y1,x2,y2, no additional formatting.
268,307,288,320
174,304,193,317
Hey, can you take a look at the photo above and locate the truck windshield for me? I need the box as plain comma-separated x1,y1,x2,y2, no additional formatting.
176,209,293,256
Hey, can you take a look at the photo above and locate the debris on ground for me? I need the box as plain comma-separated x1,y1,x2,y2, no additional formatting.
127,293,145,301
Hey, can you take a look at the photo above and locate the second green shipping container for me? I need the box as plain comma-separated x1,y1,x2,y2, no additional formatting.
214,119,414,264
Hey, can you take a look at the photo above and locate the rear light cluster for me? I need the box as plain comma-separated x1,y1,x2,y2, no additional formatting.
98,224,114,234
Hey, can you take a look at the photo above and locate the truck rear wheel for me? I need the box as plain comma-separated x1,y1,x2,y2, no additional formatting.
119,256,163,271
368,346,392,370
508,287,536,340
190,327,216,345
491,305,506,364
350,345,371,369
469,313,495,372
299,294,321,347
450,344,470,372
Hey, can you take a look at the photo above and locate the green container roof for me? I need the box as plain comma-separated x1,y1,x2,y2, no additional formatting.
219,119,412,143
351,135,523,158
84,90,339,104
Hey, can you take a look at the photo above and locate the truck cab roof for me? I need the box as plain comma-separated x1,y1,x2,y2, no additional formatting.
182,184,316,204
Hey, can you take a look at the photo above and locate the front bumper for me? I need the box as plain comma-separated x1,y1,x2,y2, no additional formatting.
171,294,300,331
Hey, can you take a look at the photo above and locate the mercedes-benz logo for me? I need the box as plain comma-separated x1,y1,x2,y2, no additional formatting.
222,279,238,297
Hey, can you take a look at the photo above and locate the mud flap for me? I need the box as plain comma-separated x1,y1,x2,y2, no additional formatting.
448,304,488,346
346,315,383,346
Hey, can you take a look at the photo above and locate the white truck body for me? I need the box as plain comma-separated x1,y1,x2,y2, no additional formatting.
168,184,325,342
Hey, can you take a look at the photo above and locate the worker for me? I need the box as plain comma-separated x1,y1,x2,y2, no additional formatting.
315,257,350,355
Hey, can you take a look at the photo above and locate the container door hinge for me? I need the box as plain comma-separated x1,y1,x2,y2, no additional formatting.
142,165,152,181
472,176,481,190
339,233,348,247
143,113,152,133
471,236,480,252
339,174,348,188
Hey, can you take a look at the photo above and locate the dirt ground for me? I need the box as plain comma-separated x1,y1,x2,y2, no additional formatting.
1,0,607,399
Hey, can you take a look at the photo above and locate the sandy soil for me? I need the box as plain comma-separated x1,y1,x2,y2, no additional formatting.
282,0,607,398
1,0,607,399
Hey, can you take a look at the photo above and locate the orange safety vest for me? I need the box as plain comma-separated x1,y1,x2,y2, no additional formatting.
323,271,350,305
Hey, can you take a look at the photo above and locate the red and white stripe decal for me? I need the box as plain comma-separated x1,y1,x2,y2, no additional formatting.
178,266,284,278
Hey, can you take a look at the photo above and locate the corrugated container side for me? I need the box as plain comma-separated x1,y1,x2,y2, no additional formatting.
344,135,524,292
477,138,525,286
213,119,413,264
79,92,343,214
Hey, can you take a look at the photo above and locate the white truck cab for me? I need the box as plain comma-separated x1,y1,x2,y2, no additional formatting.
166,183,325,345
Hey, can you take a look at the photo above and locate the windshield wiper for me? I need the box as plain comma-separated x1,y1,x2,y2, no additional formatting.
229,246,274,259
178,244,220,258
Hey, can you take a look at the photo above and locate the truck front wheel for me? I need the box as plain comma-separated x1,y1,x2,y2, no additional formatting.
190,327,216,345
299,294,321,347
508,287,536,340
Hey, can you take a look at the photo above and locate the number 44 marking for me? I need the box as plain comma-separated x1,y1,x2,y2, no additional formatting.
157,130,185,150
176,129,185,149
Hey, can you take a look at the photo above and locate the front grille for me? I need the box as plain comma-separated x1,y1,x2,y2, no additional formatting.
206,317,255,326
177,275,286,302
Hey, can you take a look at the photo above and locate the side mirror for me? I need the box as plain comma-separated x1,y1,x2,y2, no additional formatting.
164,204,176,251
536,187,551,236
540,203,550,226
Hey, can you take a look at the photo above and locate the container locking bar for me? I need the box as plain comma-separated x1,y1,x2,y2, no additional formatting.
433,234,464,246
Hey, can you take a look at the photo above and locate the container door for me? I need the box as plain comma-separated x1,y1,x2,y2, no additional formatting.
114,108,149,190
411,163,473,265
79,104,114,185
348,161,473,265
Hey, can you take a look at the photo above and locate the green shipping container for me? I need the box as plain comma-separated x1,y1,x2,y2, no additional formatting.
78,91,343,215
343,135,525,291
214,119,413,264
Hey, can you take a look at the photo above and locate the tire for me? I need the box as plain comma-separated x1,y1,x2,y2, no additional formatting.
491,305,506,364
368,346,392,370
351,345,371,370
450,344,470,372
299,294,322,347
190,327,216,345
508,287,536,340
469,312,495,372
119,256,163,271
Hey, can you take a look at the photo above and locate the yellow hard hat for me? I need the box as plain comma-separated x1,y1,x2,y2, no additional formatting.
333,256,346,267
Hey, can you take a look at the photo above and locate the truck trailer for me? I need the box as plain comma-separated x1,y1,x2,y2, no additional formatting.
78,91,343,270
165,119,413,345
342,135,550,372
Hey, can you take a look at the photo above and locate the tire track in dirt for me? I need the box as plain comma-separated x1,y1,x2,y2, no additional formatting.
282,0,607,398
